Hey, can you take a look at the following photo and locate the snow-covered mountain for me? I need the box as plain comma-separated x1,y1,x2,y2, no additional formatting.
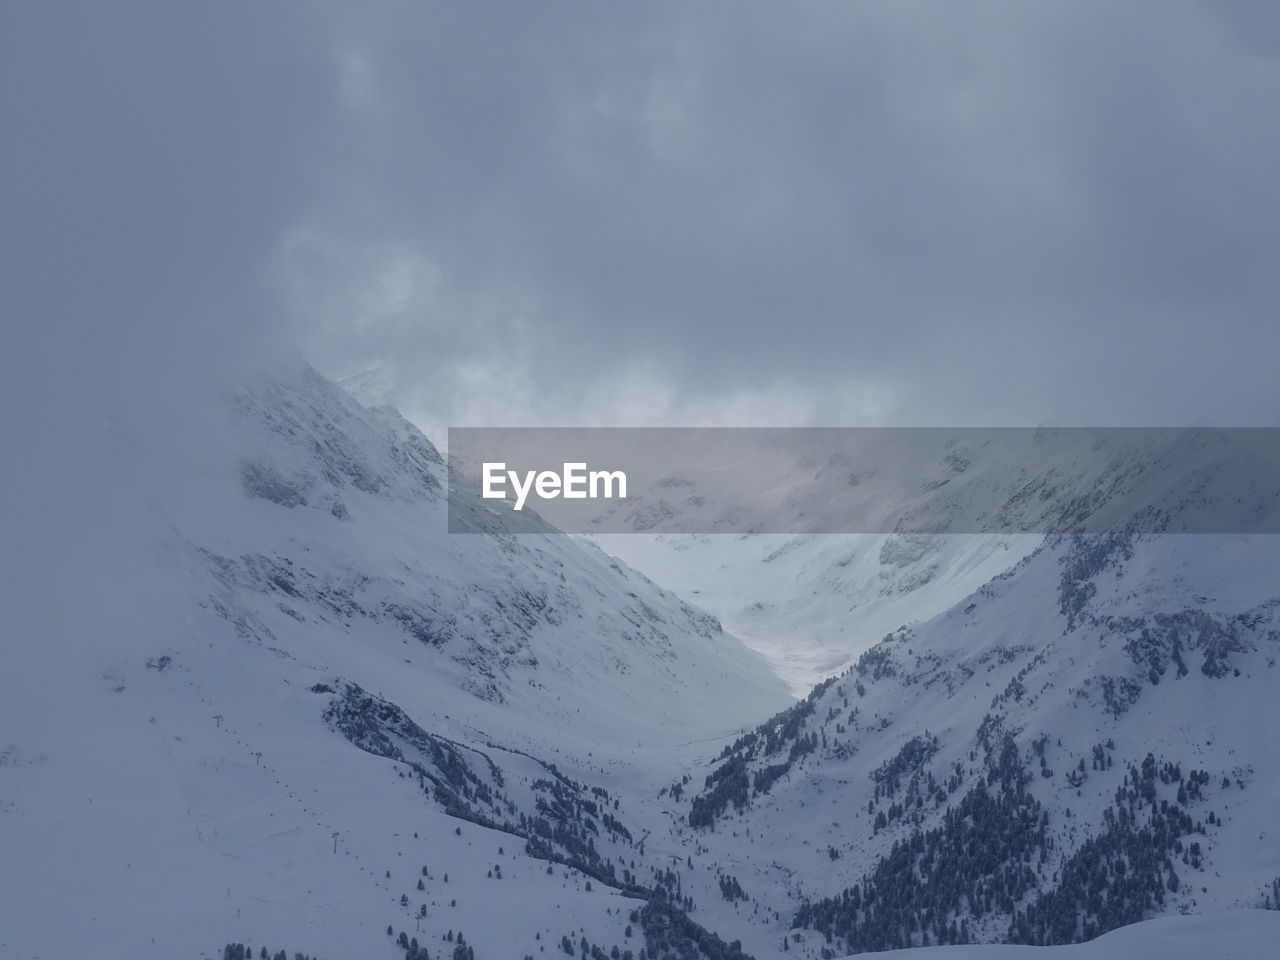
655,530,1280,955
0,361,789,960
4,362,1277,960
593,426,1280,693
590,438,1280,957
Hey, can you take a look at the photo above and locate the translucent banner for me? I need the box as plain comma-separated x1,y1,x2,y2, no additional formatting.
447,427,1280,534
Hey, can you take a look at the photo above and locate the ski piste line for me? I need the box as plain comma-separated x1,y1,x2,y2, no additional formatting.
174,659,434,936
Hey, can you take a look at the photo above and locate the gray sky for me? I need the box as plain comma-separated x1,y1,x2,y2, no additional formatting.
5,1,1280,441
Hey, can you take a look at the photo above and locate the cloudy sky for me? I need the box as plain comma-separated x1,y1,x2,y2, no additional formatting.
5,1,1280,440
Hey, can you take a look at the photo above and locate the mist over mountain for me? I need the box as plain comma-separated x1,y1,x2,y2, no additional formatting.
6,4,1280,957
3,364,1279,960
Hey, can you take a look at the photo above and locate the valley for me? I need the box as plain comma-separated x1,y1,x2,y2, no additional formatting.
3,365,1278,960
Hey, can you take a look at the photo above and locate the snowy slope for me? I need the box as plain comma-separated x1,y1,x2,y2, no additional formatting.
0,360,789,960
849,909,1280,959
593,532,1036,694
655,532,1280,956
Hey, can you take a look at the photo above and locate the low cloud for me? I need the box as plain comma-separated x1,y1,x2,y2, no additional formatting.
6,1,1280,447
